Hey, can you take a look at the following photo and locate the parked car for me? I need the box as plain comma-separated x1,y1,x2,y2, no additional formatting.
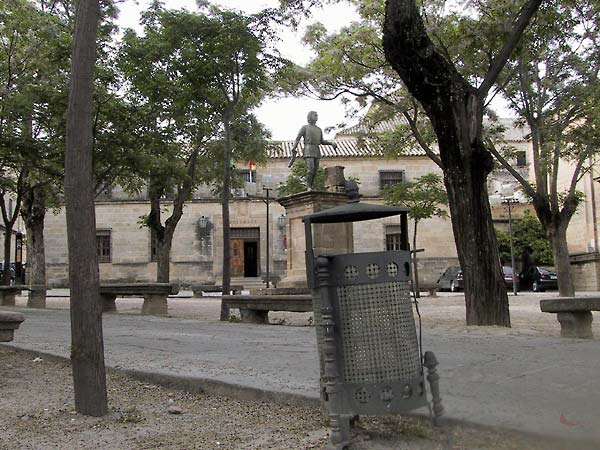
519,266,558,292
0,262,15,284
502,266,520,291
437,266,463,292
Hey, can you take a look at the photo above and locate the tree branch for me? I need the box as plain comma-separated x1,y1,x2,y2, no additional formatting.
478,0,543,98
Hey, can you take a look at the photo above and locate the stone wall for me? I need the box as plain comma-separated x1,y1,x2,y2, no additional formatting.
571,253,600,291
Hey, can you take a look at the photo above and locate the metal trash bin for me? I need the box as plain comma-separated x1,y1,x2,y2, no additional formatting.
304,196,443,449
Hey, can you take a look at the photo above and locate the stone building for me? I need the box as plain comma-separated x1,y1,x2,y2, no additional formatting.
42,119,600,290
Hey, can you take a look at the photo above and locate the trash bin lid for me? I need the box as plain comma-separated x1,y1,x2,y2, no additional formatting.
303,201,408,224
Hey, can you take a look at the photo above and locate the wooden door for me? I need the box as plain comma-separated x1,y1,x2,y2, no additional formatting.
230,239,244,276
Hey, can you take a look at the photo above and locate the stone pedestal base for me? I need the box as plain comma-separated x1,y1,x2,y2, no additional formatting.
27,286,47,309
557,311,593,338
0,311,25,342
141,295,168,316
240,309,269,324
0,291,17,306
278,191,353,289
101,295,117,312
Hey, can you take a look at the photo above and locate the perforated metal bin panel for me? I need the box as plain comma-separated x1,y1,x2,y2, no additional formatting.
313,250,428,415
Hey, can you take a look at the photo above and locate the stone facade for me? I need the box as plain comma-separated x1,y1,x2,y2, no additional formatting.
43,154,460,287
40,126,600,290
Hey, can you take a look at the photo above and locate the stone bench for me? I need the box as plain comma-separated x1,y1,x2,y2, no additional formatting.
0,285,47,308
540,296,600,338
222,294,313,324
191,284,243,297
417,282,438,297
0,311,25,342
100,283,179,316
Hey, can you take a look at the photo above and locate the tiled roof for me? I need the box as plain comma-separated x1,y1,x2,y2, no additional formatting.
336,116,406,136
266,118,528,159
266,139,428,159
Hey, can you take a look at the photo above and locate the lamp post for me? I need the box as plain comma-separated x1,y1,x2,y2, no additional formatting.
501,193,519,296
263,186,273,288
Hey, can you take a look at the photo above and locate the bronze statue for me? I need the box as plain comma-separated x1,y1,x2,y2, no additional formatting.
288,111,338,191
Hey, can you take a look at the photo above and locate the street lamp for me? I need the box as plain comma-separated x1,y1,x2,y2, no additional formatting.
501,184,519,296
277,214,286,230
263,185,273,289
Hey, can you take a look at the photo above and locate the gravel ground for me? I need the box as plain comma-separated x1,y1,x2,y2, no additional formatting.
2,290,597,449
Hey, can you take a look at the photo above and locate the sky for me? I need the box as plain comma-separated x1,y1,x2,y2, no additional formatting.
116,0,360,140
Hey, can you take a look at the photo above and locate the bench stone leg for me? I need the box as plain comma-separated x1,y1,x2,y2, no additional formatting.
240,309,269,324
557,312,593,339
101,294,118,313
0,291,17,307
142,294,168,316
0,312,25,342
27,288,47,309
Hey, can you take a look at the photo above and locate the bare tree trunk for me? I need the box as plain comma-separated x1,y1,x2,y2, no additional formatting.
548,223,575,297
21,185,47,307
2,225,12,286
220,115,233,321
64,0,107,417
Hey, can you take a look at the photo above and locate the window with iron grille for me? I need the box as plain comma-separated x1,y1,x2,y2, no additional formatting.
516,151,526,167
379,170,405,190
385,225,402,251
96,230,111,263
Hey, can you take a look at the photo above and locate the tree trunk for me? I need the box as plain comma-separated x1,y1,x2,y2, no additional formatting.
220,115,233,321
548,222,575,297
384,0,511,326
64,0,107,417
21,185,47,305
2,224,12,286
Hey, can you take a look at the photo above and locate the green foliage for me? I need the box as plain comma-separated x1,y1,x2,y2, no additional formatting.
383,173,448,223
277,159,326,196
496,210,553,266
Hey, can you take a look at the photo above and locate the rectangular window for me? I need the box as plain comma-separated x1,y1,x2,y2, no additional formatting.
516,151,526,167
96,230,111,263
385,225,402,251
239,169,256,183
379,170,405,190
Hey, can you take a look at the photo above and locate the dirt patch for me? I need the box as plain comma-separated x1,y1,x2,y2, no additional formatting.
0,347,572,450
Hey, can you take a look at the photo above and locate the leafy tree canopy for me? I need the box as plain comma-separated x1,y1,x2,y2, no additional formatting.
496,210,553,266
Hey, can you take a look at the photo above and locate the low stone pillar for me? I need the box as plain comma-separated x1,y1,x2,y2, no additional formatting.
0,289,19,307
0,311,25,342
557,311,593,338
27,285,47,309
101,294,118,313
141,295,168,316
240,309,269,324
278,190,353,289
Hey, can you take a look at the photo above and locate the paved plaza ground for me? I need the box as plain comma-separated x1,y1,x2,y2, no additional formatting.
1,290,599,449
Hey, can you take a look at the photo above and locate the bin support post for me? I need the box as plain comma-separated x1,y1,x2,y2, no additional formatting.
317,256,349,449
424,351,444,426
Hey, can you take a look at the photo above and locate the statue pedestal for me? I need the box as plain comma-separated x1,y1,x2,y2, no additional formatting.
278,191,353,289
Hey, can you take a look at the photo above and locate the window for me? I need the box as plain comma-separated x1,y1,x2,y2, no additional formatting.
385,225,402,251
379,170,405,190
239,169,256,183
516,151,526,167
96,230,111,263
